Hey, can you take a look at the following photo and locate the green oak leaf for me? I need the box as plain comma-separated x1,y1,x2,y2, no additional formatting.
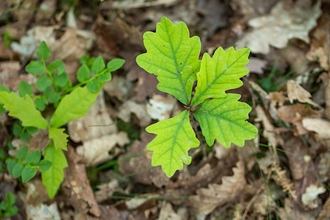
49,127,68,150
41,142,68,199
192,47,250,106
136,16,201,105
50,86,99,128
0,91,48,129
146,110,199,177
193,94,257,147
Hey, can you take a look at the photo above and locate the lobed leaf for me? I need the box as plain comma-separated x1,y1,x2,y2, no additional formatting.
48,127,68,150
136,16,201,105
41,142,68,198
193,94,257,147
0,91,48,129
146,110,199,177
50,86,99,128
192,47,250,106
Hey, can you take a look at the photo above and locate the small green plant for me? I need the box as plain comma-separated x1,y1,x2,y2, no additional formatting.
0,192,18,218
0,41,125,198
136,16,258,177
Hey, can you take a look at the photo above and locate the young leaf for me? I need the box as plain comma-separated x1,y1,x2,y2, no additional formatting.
50,86,99,128
86,79,102,92
35,96,47,111
98,71,112,83
37,41,50,61
191,47,250,106
25,150,41,165
21,166,37,183
36,75,52,91
136,16,201,105
16,146,28,160
47,60,65,75
91,56,105,74
193,94,257,147
6,158,16,173
0,91,48,129
12,163,24,178
41,142,68,198
25,61,44,75
77,64,90,82
146,110,199,177
107,58,125,72
48,127,68,150
18,81,33,97
53,71,69,88
39,160,52,172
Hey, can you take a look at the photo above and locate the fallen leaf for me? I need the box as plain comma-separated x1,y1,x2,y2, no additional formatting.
279,198,317,220
302,118,330,147
236,1,322,54
287,80,320,107
189,161,245,219
146,94,178,120
245,57,267,74
158,201,182,220
117,100,152,127
103,75,134,101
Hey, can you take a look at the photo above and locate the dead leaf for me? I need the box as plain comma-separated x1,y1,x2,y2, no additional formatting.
189,161,245,219
236,1,322,54
95,180,123,203
256,105,279,147
287,80,320,107
302,118,330,146
103,75,134,101
117,100,152,127
245,57,267,74
279,198,317,220
158,201,182,220
317,195,330,220
76,131,129,167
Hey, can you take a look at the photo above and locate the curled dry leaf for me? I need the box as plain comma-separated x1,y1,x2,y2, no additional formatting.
236,1,321,54
302,118,330,147
287,80,320,107
189,161,245,219
279,198,317,220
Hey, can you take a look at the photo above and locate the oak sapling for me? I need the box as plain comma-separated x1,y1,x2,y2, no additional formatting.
136,16,258,177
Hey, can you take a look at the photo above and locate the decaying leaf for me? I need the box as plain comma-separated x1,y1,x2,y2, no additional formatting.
158,201,182,220
236,1,322,54
287,80,320,107
189,161,245,219
117,100,151,127
146,94,178,121
302,118,330,147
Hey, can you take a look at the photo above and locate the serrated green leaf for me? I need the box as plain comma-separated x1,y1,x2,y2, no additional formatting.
21,166,37,183
91,56,105,74
107,58,125,72
25,150,41,165
12,163,23,178
50,86,99,128
136,16,201,105
39,160,52,172
25,61,44,75
47,60,65,75
16,146,28,160
37,41,50,61
192,47,250,106
36,75,52,91
49,127,68,150
146,110,199,177
0,91,48,129
77,64,90,83
194,94,257,147
18,81,33,97
41,142,68,198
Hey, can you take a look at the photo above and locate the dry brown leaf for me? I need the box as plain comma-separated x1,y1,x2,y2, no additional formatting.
256,105,278,147
76,131,129,167
95,180,123,203
103,75,134,101
287,80,320,107
236,1,322,54
189,161,245,219
268,91,287,107
158,201,182,220
279,198,317,220
306,10,329,71
245,57,267,74
317,195,330,220
302,118,330,147
117,100,151,127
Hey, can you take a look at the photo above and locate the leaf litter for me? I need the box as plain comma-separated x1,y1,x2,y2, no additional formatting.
0,0,329,219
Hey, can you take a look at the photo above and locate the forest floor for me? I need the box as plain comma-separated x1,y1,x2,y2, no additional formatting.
0,0,329,219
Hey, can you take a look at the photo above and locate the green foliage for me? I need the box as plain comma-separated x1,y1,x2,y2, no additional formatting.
0,192,18,218
136,17,258,177
6,146,51,183
0,41,125,198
